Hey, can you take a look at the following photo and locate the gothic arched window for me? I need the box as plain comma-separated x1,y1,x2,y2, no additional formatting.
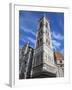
48,40,50,46
40,38,42,45
46,39,50,46
37,40,39,46
46,22,48,28
40,22,43,28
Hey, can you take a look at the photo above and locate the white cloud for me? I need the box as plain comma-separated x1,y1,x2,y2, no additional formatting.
28,37,36,44
51,31,64,53
52,39,64,54
30,30,36,36
52,40,61,47
21,26,36,36
52,39,61,51
52,31,64,40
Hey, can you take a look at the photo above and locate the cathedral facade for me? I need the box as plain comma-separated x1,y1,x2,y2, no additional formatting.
19,16,64,79
19,42,34,79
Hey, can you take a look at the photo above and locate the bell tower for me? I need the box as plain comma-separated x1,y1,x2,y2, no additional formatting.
31,15,56,78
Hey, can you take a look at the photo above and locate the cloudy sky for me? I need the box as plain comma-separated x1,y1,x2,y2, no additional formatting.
19,10,64,54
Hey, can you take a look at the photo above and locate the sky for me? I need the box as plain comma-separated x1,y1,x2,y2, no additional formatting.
19,10,64,54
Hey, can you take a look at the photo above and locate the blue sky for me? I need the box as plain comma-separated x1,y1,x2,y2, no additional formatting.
19,10,64,54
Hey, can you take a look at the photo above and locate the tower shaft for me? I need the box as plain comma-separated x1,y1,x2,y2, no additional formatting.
31,16,56,78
